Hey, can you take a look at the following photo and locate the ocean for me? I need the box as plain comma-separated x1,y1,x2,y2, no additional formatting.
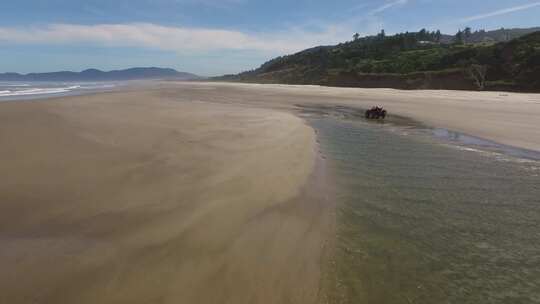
299,105,540,304
0,81,119,101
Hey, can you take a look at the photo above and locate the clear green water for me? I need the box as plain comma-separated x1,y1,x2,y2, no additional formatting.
305,109,540,304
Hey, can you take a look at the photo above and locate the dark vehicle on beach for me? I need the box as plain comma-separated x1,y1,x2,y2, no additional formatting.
365,106,387,119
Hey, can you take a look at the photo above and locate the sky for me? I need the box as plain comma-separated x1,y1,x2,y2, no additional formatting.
0,0,539,76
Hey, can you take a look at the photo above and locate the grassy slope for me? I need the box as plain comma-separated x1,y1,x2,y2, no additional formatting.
220,31,540,92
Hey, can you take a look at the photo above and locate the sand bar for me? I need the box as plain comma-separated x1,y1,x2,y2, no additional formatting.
0,89,331,304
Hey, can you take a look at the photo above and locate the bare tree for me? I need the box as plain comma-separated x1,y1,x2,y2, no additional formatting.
468,64,488,90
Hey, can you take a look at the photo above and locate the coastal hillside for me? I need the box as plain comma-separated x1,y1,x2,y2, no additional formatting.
437,27,540,44
218,28,540,92
0,67,199,82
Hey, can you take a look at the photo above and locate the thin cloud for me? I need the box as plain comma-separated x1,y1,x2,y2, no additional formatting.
0,23,350,55
0,4,391,59
369,0,408,15
459,1,540,23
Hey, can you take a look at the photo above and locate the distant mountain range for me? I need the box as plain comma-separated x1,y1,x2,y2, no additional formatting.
0,67,199,82
217,27,540,92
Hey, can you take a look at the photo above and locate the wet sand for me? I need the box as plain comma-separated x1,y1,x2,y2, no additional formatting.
0,90,332,304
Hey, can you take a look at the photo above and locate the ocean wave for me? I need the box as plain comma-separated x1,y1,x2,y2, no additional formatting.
0,83,116,99
0,87,76,97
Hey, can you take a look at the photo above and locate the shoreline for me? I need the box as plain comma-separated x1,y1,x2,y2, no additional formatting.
8,82,539,158
174,81,540,153
0,83,122,103
294,103,540,161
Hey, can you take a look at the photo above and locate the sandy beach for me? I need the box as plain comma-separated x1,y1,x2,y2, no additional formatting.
164,82,540,152
1,82,539,304
0,89,331,304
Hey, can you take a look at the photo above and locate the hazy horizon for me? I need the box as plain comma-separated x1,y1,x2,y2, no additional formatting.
1,0,540,76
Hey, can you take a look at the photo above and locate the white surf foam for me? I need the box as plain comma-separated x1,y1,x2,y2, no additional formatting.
0,83,117,99
0,85,88,97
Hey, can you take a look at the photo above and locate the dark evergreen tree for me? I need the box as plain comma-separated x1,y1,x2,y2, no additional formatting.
464,27,472,41
435,30,442,42
455,30,464,44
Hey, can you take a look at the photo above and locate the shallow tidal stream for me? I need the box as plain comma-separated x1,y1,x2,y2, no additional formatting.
299,105,540,304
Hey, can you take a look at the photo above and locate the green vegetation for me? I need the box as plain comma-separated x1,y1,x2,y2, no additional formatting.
218,28,540,92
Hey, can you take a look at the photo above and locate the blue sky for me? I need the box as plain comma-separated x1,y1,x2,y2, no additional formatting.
1,0,539,76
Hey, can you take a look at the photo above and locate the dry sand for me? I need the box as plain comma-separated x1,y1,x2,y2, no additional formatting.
1,82,539,304
0,90,332,304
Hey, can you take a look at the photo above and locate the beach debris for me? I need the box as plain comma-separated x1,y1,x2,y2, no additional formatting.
365,106,387,119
